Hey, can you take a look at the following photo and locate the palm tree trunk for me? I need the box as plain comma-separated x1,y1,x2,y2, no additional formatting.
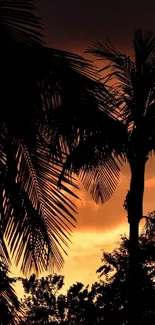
128,219,140,325
127,157,146,325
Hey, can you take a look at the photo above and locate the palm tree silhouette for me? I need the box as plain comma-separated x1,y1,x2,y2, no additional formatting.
58,30,155,324
0,0,106,276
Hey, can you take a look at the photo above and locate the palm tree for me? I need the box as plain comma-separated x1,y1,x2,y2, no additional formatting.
57,30,155,324
0,0,108,276
97,213,155,324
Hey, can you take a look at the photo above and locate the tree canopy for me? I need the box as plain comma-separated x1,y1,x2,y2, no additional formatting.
19,213,155,325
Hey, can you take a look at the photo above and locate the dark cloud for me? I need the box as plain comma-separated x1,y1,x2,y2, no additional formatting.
38,0,155,52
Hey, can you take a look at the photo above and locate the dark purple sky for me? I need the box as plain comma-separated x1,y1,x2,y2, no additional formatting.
38,0,155,54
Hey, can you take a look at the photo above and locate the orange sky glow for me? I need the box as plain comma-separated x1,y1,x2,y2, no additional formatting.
13,157,155,297
2,0,155,306
11,24,155,295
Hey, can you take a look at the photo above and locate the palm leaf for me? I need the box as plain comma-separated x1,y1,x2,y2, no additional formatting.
87,40,137,126
2,134,78,275
133,29,155,69
58,111,126,204
88,31,155,135
0,261,23,324
0,28,119,273
80,159,120,204
0,0,43,46
0,45,106,273
43,48,125,205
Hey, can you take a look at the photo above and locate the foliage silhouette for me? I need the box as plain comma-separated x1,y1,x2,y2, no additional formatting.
0,0,43,46
19,274,64,324
19,214,155,324
2,2,155,323
0,260,23,324
0,0,108,274
96,213,155,324
19,274,99,325
58,29,155,323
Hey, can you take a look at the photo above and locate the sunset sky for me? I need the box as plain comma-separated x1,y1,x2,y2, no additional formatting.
38,0,155,53
14,0,155,296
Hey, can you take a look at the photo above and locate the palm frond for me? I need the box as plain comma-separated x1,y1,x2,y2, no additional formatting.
2,136,78,276
0,0,43,46
0,261,23,324
133,29,155,69
88,31,155,137
87,40,137,126
0,132,11,266
58,112,126,204
87,39,134,82
0,43,120,273
80,158,120,204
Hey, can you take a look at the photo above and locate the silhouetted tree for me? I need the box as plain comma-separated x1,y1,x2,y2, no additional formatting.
19,275,97,325
19,274,64,324
0,0,107,274
0,261,23,324
58,29,155,323
20,213,155,324
64,282,97,325
96,212,155,324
